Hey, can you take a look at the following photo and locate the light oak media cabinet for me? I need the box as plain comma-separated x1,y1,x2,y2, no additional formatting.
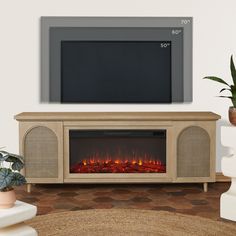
15,112,220,193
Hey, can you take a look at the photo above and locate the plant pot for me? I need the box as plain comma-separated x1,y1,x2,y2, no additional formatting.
229,107,236,126
0,189,16,209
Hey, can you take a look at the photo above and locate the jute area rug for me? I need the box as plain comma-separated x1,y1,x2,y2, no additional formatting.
27,209,236,236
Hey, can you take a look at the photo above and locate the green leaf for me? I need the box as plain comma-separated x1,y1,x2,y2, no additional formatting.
220,88,231,93
12,161,24,171
231,85,236,97
0,168,14,190
203,76,230,86
5,153,24,165
232,99,236,107
10,172,26,187
218,96,233,99
0,151,9,162
5,153,24,171
231,55,236,85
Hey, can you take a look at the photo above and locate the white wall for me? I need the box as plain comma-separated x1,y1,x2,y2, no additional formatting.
0,0,235,172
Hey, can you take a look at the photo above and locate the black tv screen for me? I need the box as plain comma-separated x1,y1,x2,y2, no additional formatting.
61,41,171,103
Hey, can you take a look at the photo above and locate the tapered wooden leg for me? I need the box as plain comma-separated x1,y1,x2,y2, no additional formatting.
26,183,32,193
203,182,208,192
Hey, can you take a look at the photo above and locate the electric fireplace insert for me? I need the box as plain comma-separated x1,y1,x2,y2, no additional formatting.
69,130,166,174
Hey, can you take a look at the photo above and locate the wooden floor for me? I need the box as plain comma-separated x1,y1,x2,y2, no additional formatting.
16,182,230,221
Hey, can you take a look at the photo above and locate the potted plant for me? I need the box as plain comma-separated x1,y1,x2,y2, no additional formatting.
0,149,26,208
203,55,236,125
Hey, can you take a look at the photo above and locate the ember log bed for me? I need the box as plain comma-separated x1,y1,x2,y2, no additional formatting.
70,160,166,174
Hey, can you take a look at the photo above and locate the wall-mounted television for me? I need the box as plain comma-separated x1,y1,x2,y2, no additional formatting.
61,41,171,103
41,17,192,103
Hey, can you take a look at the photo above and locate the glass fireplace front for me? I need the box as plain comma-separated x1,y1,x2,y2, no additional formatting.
69,130,166,174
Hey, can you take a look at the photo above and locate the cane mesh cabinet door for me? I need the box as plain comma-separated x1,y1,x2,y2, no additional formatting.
177,126,210,177
19,122,63,183
174,121,216,183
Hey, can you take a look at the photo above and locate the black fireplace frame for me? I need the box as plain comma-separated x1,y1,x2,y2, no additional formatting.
69,129,167,174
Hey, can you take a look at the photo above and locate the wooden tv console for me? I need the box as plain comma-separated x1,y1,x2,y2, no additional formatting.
15,112,220,193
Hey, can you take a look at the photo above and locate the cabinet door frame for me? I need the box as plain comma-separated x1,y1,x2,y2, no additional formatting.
172,121,216,183
19,121,63,183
